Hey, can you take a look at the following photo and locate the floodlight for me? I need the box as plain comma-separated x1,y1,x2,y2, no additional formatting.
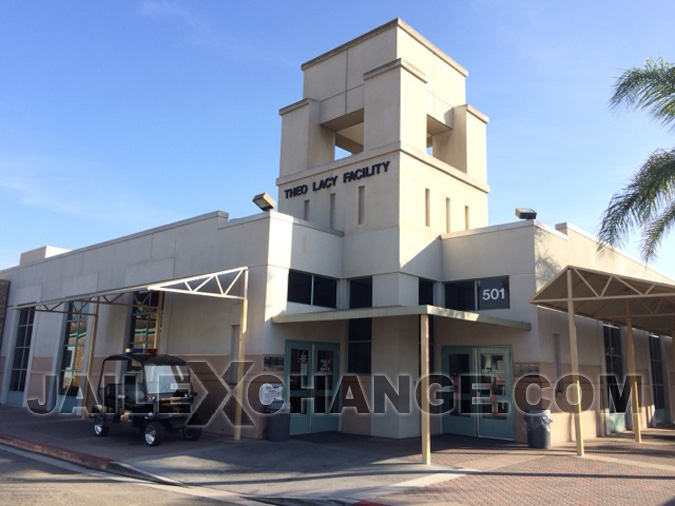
253,192,276,212
515,208,537,220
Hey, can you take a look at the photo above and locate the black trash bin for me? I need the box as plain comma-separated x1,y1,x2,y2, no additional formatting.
525,409,553,449
267,400,290,442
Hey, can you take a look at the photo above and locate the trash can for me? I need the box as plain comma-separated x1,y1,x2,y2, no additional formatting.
267,399,290,442
525,409,553,449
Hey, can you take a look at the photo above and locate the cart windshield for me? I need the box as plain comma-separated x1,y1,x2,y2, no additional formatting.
144,364,190,395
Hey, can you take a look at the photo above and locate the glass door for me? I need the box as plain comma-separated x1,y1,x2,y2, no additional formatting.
441,347,475,436
285,341,340,435
441,346,514,440
476,348,513,439
310,343,340,432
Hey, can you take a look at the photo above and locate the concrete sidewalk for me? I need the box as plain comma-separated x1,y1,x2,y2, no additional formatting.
2,404,675,505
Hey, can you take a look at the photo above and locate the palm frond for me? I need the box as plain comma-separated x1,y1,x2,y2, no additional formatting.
598,148,675,255
642,198,675,261
611,58,675,130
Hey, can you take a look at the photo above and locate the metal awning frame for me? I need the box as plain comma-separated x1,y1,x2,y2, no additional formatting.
12,266,250,440
531,265,675,457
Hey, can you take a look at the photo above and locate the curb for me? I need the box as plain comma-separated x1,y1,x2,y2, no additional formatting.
0,433,182,486
0,433,110,471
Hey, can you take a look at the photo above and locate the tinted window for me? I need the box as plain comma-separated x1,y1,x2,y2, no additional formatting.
288,271,312,304
313,275,337,308
348,318,372,374
445,281,476,310
349,277,372,308
419,279,434,305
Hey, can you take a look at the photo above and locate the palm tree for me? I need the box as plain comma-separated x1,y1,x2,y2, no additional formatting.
598,58,675,261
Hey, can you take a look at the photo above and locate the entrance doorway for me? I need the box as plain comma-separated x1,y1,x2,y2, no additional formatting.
441,346,514,440
284,341,340,435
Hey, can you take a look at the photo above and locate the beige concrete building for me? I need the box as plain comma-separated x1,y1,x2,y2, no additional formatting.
1,19,673,450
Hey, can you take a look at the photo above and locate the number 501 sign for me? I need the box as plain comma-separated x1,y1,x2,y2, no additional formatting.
477,277,510,310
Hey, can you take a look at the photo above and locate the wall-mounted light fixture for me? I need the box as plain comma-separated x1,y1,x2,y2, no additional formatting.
515,208,537,220
253,192,276,212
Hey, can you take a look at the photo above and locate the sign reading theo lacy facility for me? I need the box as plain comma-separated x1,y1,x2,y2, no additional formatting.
284,160,390,199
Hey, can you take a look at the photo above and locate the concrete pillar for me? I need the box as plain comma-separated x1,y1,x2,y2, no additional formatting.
432,105,488,182
370,316,419,438
363,59,427,153
278,98,335,177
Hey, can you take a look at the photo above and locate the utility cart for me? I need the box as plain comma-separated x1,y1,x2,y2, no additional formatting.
90,349,201,446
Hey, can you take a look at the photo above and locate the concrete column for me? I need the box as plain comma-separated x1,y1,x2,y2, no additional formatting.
363,59,427,153
432,105,488,182
278,98,335,177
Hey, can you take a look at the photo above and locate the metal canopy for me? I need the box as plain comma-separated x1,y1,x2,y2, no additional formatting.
14,267,248,313
530,265,675,457
531,265,675,336
11,266,250,441
272,304,531,330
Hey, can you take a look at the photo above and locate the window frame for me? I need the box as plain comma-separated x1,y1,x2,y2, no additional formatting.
287,270,338,309
9,308,35,393
58,301,89,397
128,291,162,350
347,318,372,374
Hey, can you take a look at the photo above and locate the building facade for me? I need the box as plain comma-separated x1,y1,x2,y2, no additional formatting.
1,19,674,446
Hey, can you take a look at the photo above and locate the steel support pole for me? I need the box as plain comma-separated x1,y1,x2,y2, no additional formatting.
420,314,431,465
233,269,249,441
566,269,584,456
153,291,164,350
81,298,100,419
624,303,642,443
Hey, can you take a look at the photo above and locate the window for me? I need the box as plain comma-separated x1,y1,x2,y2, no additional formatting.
129,291,162,350
358,185,365,225
445,280,476,311
445,277,510,311
287,271,312,304
347,277,373,374
603,324,626,413
349,277,372,308
287,270,337,308
348,318,371,374
59,302,89,397
649,335,665,410
418,278,434,305
9,308,35,392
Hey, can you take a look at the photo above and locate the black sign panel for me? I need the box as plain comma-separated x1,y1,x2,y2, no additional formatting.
477,277,510,310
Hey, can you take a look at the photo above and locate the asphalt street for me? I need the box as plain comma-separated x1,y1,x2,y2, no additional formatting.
0,445,242,506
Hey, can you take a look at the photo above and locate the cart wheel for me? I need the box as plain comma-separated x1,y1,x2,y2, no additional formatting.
183,426,202,441
144,422,164,446
93,415,109,437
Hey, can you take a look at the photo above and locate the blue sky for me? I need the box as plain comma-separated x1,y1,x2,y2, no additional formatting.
1,1,674,276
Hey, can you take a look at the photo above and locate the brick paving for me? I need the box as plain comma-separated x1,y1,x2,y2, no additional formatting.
373,430,675,506
2,405,675,505
379,456,675,505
